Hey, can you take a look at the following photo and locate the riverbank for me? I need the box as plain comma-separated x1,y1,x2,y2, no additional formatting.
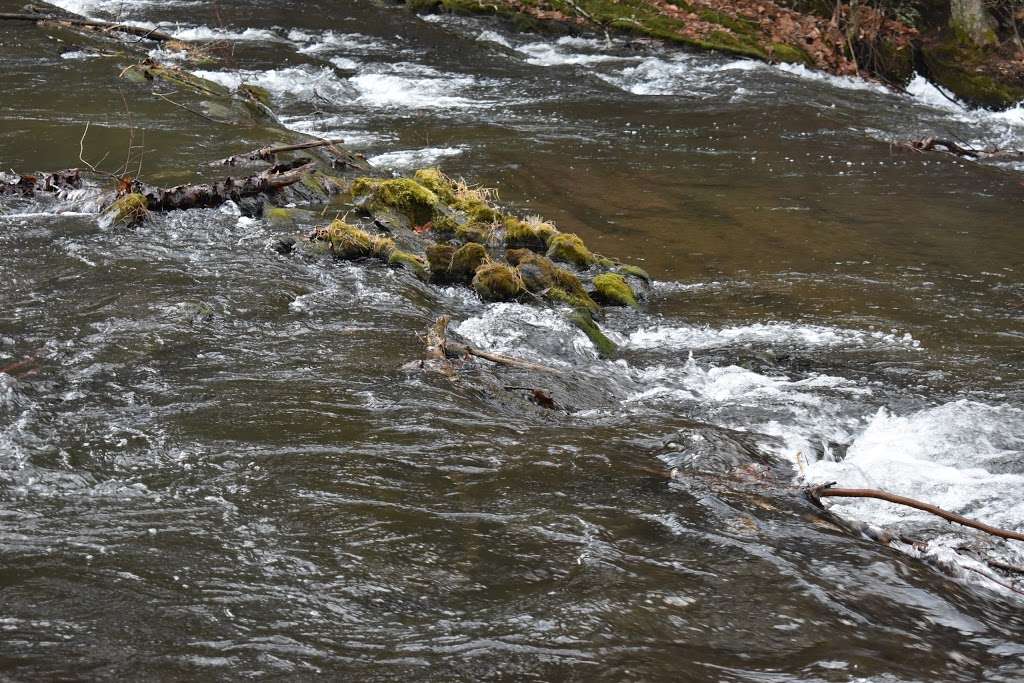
404,0,1024,108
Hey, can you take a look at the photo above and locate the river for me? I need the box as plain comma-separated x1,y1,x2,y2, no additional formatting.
2,0,1023,679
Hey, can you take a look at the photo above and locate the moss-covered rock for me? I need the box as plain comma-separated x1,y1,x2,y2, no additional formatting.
618,263,652,284
352,177,439,226
455,221,492,244
546,232,596,268
426,242,487,284
109,192,149,226
318,220,394,260
921,38,1024,109
592,273,638,307
388,249,429,279
506,249,600,312
505,217,557,251
472,261,524,302
413,167,457,203
570,309,617,358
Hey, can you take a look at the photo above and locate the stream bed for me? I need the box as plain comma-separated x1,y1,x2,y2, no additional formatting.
2,0,1024,679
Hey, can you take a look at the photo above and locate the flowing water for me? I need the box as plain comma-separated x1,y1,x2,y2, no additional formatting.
2,0,1024,679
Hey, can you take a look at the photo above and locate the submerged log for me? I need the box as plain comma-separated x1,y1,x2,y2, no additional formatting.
0,12,174,41
213,139,347,166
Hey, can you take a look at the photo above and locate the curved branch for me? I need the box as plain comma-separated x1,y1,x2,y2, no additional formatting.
808,485,1024,543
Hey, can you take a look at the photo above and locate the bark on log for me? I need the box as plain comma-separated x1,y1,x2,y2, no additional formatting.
126,159,316,212
0,12,175,41
214,139,347,166
807,484,1024,543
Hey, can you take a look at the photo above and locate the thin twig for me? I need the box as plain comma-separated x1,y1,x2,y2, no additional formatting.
808,484,1024,543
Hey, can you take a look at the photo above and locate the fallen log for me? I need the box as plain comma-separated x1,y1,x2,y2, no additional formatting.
1,169,82,197
124,158,317,212
0,12,175,41
807,483,1024,543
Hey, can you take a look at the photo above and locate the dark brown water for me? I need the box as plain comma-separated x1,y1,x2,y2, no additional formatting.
2,0,1024,679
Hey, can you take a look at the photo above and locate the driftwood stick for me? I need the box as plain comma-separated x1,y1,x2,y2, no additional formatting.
0,13,175,41
214,139,346,166
424,317,562,374
808,484,1024,543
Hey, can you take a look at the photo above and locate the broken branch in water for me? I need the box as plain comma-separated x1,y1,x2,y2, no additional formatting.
807,483,1024,543
0,12,174,41
898,136,1024,160
213,139,347,166
424,316,562,374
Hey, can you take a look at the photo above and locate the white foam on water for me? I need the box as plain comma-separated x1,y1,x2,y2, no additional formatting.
774,62,890,94
453,304,583,365
805,401,1024,534
170,26,285,43
517,41,638,67
329,56,360,71
348,66,487,110
287,29,391,55
624,322,920,351
476,30,513,49
367,147,465,170
275,115,386,148
59,51,101,60
192,66,356,104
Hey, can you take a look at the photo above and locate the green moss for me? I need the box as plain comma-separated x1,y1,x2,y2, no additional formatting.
388,249,429,280
769,42,812,65
430,212,460,239
456,197,501,224
456,221,492,244
265,206,297,227
137,63,231,98
351,177,440,225
110,193,149,226
921,39,1024,109
413,167,457,203
426,242,487,284
505,216,557,251
472,262,524,302
618,264,651,284
319,220,394,260
238,84,272,106
546,232,596,268
508,249,600,313
593,273,638,307
300,171,347,197
569,309,617,358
